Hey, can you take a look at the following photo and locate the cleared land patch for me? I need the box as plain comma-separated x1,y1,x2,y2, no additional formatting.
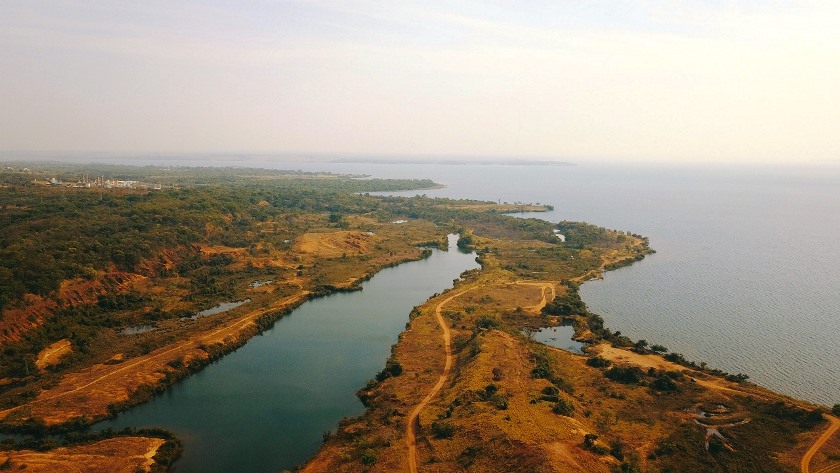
295,231,378,258
0,436,166,473
35,339,72,371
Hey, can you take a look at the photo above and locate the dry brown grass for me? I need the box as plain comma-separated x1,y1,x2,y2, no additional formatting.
442,281,561,317
295,231,378,258
34,339,72,371
0,436,165,473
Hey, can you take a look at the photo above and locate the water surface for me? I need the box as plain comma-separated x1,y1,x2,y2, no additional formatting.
530,322,584,354
97,234,479,472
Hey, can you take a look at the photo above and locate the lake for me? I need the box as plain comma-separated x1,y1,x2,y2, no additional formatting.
203,159,837,407
96,234,479,472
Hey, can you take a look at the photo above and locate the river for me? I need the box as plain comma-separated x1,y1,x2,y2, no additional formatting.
96,234,479,473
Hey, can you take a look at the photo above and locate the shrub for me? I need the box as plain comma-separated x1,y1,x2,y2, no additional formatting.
360,449,377,466
586,356,611,368
652,376,677,391
605,366,644,384
531,355,553,379
475,316,499,329
374,360,403,381
632,339,649,353
490,394,509,410
552,398,575,417
431,421,454,439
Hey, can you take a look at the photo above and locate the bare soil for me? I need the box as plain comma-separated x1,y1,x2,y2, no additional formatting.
0,436,165,473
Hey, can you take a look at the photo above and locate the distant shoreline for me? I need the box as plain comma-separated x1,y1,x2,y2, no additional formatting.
0,152,575,167
328,158,576,166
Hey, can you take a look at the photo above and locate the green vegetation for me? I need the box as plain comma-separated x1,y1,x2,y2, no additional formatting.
431,420,455,439
541,282,587,316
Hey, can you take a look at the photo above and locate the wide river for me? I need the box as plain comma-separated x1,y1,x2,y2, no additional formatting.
97,234,479,473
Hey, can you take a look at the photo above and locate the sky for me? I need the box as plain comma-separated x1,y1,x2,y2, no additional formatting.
1,1,839,164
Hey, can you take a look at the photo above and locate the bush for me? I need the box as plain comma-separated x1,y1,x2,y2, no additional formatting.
475,315,499,330
552,398,575,417
652,375,677,391
360,449,377,466
375,359,403,381
541,290,587,316
586,356,611,368
431,421,454,439
605,366,644,384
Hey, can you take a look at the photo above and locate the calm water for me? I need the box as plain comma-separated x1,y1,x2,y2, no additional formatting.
96,235,479,472
207,160,837,406
531,322,585,354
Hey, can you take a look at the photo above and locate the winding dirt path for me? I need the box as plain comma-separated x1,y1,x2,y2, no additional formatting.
802,414,840,473
406,288,472,473
513,281,556,314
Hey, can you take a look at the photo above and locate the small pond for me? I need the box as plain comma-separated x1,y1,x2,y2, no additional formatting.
190,299,251,319
531,321,585,354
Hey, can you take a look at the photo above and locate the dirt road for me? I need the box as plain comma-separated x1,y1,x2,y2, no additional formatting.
405,289,472,473
513,281,556,314
801,414,840,473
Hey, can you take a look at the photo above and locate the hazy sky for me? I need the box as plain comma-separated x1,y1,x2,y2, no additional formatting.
2,1,839,163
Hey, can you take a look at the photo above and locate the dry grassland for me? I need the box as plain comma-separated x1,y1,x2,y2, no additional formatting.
0,436,165,473
34,339,72,371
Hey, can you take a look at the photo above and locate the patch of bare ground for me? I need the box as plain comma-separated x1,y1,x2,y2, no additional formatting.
295,231,378,258
34,339,72,371
0,436,165,473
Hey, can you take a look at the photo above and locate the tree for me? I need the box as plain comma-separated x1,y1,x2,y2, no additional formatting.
553,398,575,417
431,421,454,439
586,356,611,368
632,339,649,353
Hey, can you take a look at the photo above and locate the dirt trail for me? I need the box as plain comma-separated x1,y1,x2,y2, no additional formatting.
406,288,472,473
35,339,72,370
802,415,840,473
513,281,556,314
